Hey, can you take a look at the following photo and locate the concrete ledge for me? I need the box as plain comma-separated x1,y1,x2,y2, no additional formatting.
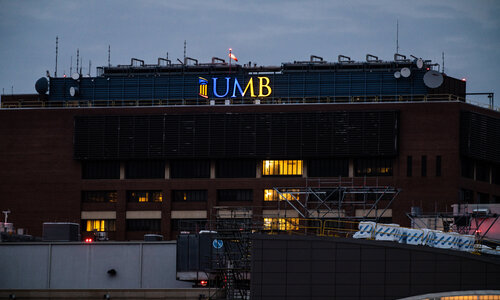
0,289,210,299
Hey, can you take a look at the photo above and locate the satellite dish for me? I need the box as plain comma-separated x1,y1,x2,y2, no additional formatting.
401,67,411,78
416,58,424,69
69,86,79,97
394,71,401,79
423,70,444,88
35,77,49,94
71,73,80,80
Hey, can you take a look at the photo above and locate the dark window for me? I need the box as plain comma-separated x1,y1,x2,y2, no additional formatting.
436,156,442,177
216,159,256,178
478,192,490,204
170,160,210,178
218,189,253,202
82,161,120,179
354,158,393,177
171,219,207,232
492,165,500,185
476,161,490,182
407,156,412,177
493,195,500,204
308,158,349,177
173,190,208,202
82,191,117,203
460,189,473,204
421,155,427,177
461,157,474,179
127,191,163,203
126,219,161,231
125,160,164,179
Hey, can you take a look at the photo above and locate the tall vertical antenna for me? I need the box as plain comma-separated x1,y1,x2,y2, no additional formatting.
70,56,73,75
88,60,91,76
55,36,58,77
183,40,186,64
80,56,83,75
442,51,445,74
76,49,79,75
108,45,111,67
396,19,399,54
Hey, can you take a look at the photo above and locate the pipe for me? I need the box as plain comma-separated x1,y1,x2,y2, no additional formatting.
131,58,144,66
394,53,407,61
366,54,379,62
338,55,351,63
310,55,323,62
184,57,198,65
211,57,226,64
158,58,171,66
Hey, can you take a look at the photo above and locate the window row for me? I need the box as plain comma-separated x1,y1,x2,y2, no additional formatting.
83,188,398,203
459,189,500,204
82,219,161,232
406,155,442,177
461,157,500,185
82,158,395,179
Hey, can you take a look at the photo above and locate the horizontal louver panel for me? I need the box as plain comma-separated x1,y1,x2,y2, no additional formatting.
74,111,399,160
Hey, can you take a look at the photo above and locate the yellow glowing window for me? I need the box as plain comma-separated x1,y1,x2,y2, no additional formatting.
264,189,299,201
128,191,163,203
85,219,116,232
262,160,303,176
263,218,299,230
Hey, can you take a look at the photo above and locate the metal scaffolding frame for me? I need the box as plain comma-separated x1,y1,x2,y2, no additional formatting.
274,177,401,222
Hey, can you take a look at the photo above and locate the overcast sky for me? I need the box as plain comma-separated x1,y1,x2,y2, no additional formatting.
0,0,499,107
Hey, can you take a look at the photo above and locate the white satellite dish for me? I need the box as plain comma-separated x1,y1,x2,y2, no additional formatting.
401,67,411,78
70,86,79,97
394,71,401,79
423,70,444,88
71,73,80,80
416,58,424,69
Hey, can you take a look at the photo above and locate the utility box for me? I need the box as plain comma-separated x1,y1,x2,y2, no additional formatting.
42,222,80,241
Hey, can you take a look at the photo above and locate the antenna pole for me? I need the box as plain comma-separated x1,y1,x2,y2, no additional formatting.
55,36,58,77
108,45,111,67
183,40,186,64
396,19,399,54
442,52,445,74
80,56,83,75
70,56,73,75
88,60,91,77
76,49,79,75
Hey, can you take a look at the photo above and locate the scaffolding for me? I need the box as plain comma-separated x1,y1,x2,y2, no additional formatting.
274,177,401,222
209,207,254,300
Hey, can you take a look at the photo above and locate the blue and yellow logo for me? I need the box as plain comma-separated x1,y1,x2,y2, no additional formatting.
198,77,208,99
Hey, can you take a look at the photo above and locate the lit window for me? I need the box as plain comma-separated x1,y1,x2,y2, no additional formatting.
262,160,303,176
85,219,116,232
263,218,299,230
264,189,299,201
127,191,163,203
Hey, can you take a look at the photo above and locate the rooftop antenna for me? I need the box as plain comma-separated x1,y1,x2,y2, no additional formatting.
183,40,186,63
396,19,399,54
442,51,445,74
76,49,79,75
108,45,111,67
80,56,83,75
88,60,91,77
70,56,73,75
55,36,58,77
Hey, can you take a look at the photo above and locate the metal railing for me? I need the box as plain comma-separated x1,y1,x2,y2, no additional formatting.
0,94,472,109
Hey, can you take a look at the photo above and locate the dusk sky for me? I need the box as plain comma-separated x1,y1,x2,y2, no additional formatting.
0,0,499,107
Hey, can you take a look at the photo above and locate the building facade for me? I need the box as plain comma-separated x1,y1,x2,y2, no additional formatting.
0,56,499,241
